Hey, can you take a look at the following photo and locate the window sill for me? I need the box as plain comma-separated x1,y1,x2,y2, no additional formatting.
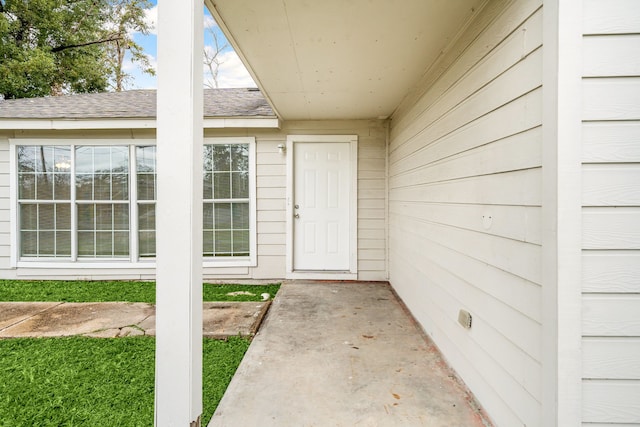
15,258,257,269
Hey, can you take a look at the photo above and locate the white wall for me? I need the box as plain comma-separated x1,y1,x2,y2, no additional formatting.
0,121,387,281
388,0,544,425
581,0,640,424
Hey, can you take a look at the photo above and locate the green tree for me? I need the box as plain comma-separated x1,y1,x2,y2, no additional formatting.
103,0,154,92
0,0,154,99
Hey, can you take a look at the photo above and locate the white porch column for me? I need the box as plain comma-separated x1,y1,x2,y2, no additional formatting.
542,0,583,425
155,0,204,425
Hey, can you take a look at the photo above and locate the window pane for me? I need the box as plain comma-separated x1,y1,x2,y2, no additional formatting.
53,146,72,172
20,231,37,256
19,200,71,258
232,172,249,198
203,203,214,229
35,147,54,173
113,204,129,230
18,146,36,172
138,204,155,231
93,147,111,172
77,204,94,231
56,231,71,256
231,144,248,171
75,174,93,200
203,145,214,172
20,204,37,230
53,174,71,200
94,173,111,200
232,203,249,229
202,142,252,258
138,203,155,258
78,232,95,256
75,147,94,173
36,174,53,200
56,204,71,230
38,231,55,255
139,231,155,257
215,230,232,254
111,147,129,173
95,232,113,257
137,174,155,200
213,173,231,199
96,204,113,231
203,231,214,256
212,145,230,171
39,204,55,230
214,203,231,229
136,146,156,173
233,230,249,255
203,172,213,199
18,174,35,199
76,146,129,202
113,231,129,256
112,173,128,200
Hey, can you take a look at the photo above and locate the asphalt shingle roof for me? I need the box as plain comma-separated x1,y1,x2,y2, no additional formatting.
0,88,274,119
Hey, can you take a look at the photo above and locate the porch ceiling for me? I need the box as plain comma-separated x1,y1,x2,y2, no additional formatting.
206,0,485,120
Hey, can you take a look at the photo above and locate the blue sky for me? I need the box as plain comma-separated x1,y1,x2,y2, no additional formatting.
125,1,256,90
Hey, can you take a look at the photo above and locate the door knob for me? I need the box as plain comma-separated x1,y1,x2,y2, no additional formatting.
294,213,300,219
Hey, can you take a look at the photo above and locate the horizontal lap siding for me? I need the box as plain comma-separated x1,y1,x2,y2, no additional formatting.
388,1,543,426
0,122,387,281
581,0,640,424
0,136,10,270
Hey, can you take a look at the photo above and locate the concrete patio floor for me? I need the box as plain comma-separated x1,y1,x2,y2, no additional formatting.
210,281,493,427
0,301,270,339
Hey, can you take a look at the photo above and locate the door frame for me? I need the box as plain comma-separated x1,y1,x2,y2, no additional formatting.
285,135,358,279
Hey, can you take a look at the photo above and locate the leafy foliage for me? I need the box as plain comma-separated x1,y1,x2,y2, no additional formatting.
0,0,154,99
103,0,155,91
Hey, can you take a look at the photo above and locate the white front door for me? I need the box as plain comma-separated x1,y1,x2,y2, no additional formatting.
293,141,351,270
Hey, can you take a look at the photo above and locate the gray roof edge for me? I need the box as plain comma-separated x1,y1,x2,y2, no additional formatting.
0,88,276,123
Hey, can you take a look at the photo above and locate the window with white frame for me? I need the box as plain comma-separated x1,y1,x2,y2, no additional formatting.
14,138,255,265
203,143,251,257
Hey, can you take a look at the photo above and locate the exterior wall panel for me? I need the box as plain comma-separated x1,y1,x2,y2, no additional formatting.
388,1,543,426
0,121,387,281
581,0,640,424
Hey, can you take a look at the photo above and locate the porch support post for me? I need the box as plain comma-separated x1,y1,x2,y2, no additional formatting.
155,0,204,425
542,0,583,425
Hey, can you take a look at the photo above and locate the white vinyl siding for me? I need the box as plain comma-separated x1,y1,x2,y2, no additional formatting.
0,136,11,268
581,0,640,424
0,122,387,280
202,120,388,281
388,1,543,426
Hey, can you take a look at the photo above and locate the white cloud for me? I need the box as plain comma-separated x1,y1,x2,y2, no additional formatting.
122,52,157,73
144,6,158,35
204,14,218,30
142,6,214,35
206,50,256,88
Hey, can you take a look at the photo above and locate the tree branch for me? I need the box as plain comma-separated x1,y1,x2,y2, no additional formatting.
51,34,123,53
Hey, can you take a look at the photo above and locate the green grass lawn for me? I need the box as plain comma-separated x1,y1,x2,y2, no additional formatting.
0,280,280,303
0,280,280,426
0,336,249,426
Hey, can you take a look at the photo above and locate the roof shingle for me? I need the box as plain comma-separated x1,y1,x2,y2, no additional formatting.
0,88,274,119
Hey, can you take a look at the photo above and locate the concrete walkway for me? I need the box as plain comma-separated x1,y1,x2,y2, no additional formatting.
0,301,270,338
210,282,492,427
